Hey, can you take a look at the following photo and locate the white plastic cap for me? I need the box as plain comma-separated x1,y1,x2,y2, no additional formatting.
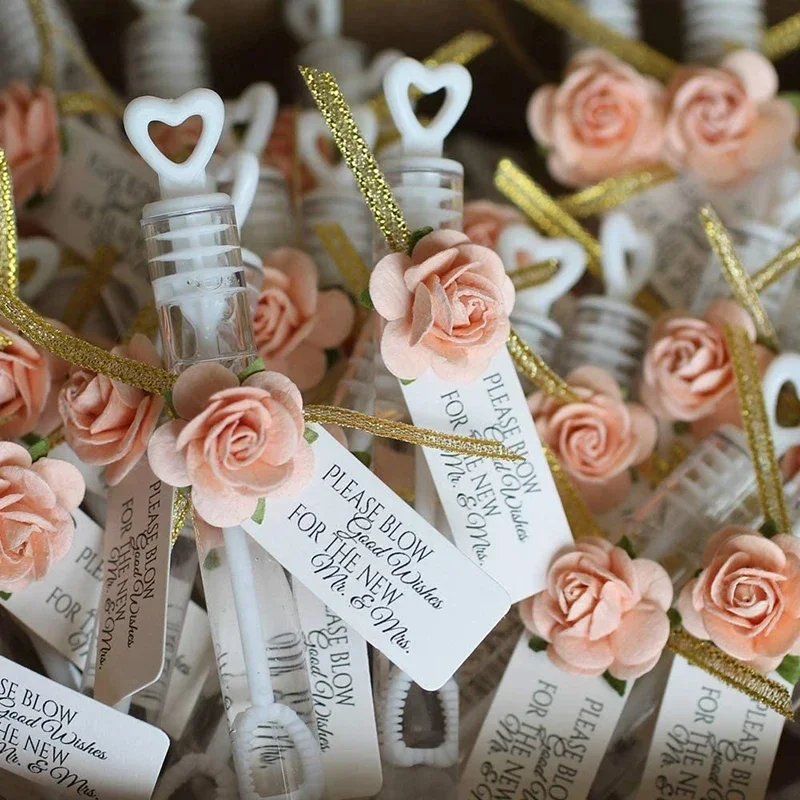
599,211,656,301
382,56,472,158
285,0,341,42
762,353,800,457
496,224,587,317
124,88,224,202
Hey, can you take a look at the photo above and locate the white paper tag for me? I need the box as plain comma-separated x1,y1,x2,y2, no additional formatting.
243,426,510,690
161,600,214,741
0,655,169,799
460,634,629,800
29,118,159,265
399,348,573,602
636,655,786,800
94,461,174,706
0,508,103,669
295,580,383,799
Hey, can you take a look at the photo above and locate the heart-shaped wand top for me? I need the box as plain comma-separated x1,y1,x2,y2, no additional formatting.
124,88,224,200
222,83,278,158
599,212,656,301
762,353,800,457
383,57,472,158
285,0,341,42
497,224,587,316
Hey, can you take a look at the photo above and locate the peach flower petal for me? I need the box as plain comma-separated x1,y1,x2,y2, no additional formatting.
172,363,239,422
306,290,356,349
148,420,191,488
720,50,778,105
31,459,84,510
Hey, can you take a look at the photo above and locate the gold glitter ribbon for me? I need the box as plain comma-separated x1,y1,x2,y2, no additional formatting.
495,159,603,278
558,164,677,219
507,328,580,404
667,627,793,718
367,32,495,126
725,324,790,535
304,405,524,462
512,0,678,81
312,222,371,296
58,92,124,120
170,488,192,548
544,445,601,539
27,0,56,89
701,206,779,351
508,258,560,292
301,67,411,254
751,239,800,294
63,245,119,331
125,303,159,342
762,13,800,62
0,153,19,296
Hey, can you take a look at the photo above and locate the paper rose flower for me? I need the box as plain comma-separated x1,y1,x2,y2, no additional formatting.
528,366,657,512
253,248,355,391
527,49,665,187
58,334,165,486
677,527,800,673
0,442,85,593
147,363,314,527
520,537,673,679
663,50,797,186
0,82,61,206
0,320,53,439
463,201,525,249
369,229,515,383
640,299,757,425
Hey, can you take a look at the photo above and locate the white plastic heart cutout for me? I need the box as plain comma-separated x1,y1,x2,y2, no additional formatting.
214,151,259,228
18,237,60,303
124,88,224,198
497,224,587,315
222,83,278,157
599,211,656,301
383,57,472,157
298,106,378,187
762,353,800,457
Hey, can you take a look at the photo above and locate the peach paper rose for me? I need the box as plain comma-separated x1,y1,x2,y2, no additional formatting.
463,201,525,249
0,442,84,593
677,526,800,673
58,334,164,486
253,248,355,390
528,366,657,512
370,229,515,383
663,51,797,186
641,299,757,425
147,364,314,527
0,82,61,206
528,49,665,187
520,537,673,679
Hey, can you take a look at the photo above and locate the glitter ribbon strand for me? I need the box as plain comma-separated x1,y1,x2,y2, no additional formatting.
701,206,779,351
724,324,790,535
63,245,119,331
304,405,524,462
313,222,371,296
301,66,411,254
495,159,603,278
751,238,800,294
508,258,560,292
506,328,580,404
170,488,192,548
667,627,793,718
762,13,800,62
0,152,19,296
544,445,601,539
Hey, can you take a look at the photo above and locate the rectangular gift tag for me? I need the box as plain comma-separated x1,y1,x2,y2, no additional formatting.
459,634,629,800
0,655,169,799
28,118,159,265
400,348,573,602
94,460,174,706
243,427,510,690
636,655,787,800
0,508,103,669
161,601,214,741
295,580,383,800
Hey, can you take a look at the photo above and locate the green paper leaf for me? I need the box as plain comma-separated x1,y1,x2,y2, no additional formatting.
0,591,10,601
400,378,415,386
25,192,46,210
358,288,375,311
203,551,221,571
672,421,690,435
602,671,627,697
353,450,372,468
304,427,319,445
325,348,341,368
629,467,639,484
251,497,266,525
780,92,800,113
162,389,177,418
667,608,682,631
777,654,800,686
27,437,50,463
528,635,548,653
237,357,266,384
759,518,779,539
617,535,637,559
407,226,434,256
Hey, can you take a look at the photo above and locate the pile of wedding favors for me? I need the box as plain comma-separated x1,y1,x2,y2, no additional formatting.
4,0,800,798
